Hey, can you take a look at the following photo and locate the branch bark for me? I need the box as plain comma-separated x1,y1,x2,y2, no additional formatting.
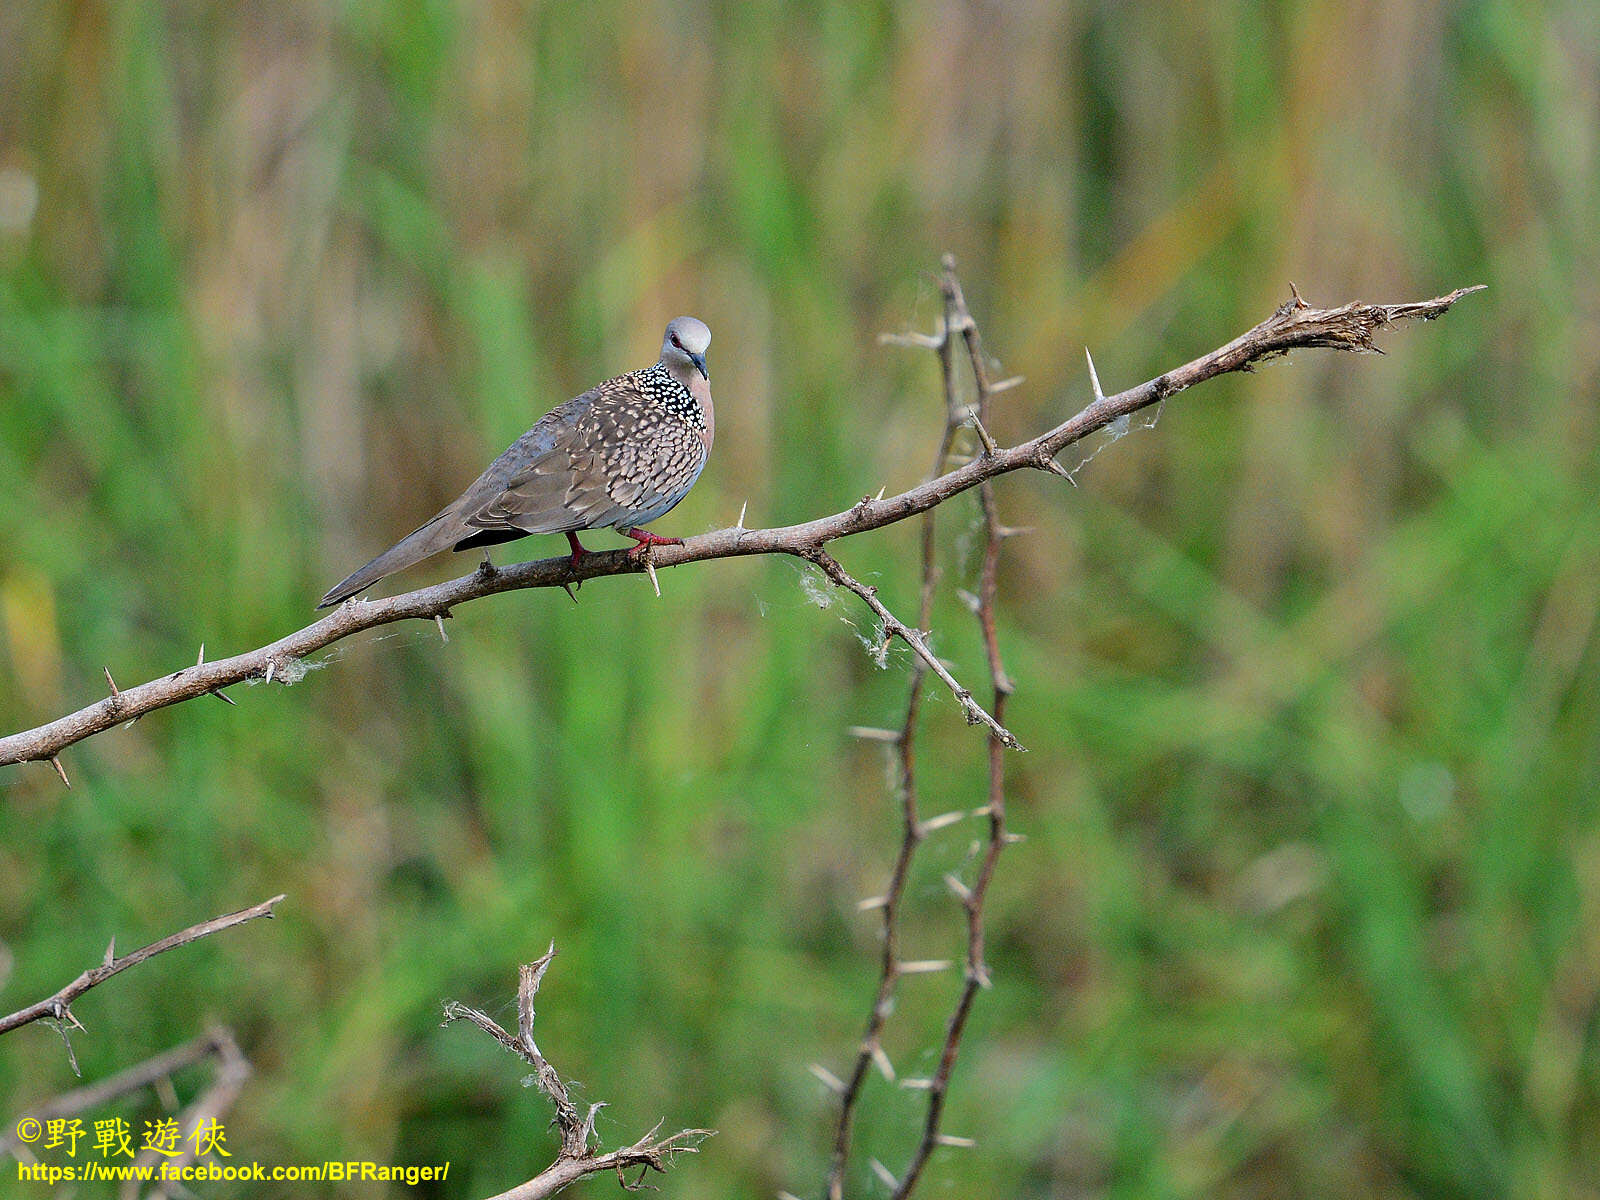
442,945,711,1200
0,896,285,1068
0,279,1482,775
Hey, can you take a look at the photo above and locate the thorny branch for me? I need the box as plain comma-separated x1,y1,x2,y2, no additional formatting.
893,262,1017,1200
0,896,285,1071
0,276,1482,780
442,945,711,1200
821,258,1019,1200
805,549,1020,749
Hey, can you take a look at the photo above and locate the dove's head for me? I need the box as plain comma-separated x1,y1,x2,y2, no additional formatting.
661,316,711,381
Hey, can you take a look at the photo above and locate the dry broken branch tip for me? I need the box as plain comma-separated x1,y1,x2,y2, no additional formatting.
443,947,711,1200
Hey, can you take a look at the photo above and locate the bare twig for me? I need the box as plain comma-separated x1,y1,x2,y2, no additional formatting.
891,260,1016,1200
0,897,286,1062
824,256,1022,1200
0,277,1482,775
825,258,978,1200
805,549,1020,749
443,946,711,1200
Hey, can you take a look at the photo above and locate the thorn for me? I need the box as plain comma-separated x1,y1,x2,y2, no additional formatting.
47,1017,81,1076
870,1159,898,1190
1003,831,1027,845
644,556,661,598
581,1101,605,1146
856,895,888,911
103,938,115,967
918,810,966,834
209,689,235,706
528,940,557,997
103,667,120,698
955,588,980,615
944,873,972,903
900,1077,932,1090
435,614,450,644
874,484,886,501
969,413,999,455
845,726,900,743
1288,280,1305,306
808,1063,845,1094
1041,456,1074,481
879,331,942,350
263,660,275,685
990,374,1025,394
870,1042,896,1082
53,1001,86,1034
736,500,748,531
996,524,1033,539
196,644,205,667
1085,347,1107,403
936,1134,977,1148
50,756,71,789
560,583,580,604
898,959,952,975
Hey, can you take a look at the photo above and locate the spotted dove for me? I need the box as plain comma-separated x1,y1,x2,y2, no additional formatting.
318,316,713,608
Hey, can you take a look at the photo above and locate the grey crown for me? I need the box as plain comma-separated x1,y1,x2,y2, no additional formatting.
318,316,714,607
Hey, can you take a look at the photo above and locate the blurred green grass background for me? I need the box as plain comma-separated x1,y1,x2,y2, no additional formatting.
2,2,1597,1197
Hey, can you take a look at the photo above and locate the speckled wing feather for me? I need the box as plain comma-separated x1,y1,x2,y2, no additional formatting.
458,370,708,538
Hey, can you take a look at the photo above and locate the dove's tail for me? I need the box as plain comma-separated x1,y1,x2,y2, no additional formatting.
317,512,463,608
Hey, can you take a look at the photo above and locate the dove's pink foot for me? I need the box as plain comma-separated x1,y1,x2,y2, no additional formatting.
624,528,683,561
565,532,591,569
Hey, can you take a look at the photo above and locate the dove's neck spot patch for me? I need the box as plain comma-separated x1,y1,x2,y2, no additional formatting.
635,363,707,433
